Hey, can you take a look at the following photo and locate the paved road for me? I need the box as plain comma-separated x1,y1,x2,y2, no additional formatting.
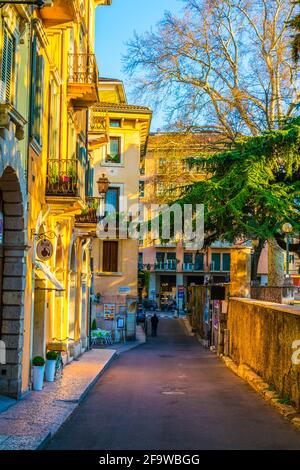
47,319,300,450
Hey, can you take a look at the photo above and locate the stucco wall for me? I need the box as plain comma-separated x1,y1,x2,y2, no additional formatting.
227,299,300,408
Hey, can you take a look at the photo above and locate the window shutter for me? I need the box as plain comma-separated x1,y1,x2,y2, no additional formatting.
1,28,14,104
103,241,118,273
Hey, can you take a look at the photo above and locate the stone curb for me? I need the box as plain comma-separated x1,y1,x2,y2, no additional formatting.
35,351,117,450
221,355,300,432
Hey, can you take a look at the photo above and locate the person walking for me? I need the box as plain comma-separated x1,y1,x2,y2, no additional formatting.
151,313,159,337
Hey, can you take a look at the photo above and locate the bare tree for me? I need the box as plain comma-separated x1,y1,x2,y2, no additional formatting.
124,0,298,141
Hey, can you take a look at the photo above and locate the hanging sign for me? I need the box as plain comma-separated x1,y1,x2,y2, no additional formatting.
36,239,53,261
0,212,3,245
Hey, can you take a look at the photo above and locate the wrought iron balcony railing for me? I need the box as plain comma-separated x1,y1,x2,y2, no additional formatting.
154,261,177,271
75,208,99,225
68,53,98,85
46,158,80,197
67,53,99,107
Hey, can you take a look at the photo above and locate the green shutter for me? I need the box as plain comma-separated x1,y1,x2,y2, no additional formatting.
1,28,14,104
211,253,221,271
222,253,231,272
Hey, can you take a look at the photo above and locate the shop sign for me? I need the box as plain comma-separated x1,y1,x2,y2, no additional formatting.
36,239,53,261
119,286,131,294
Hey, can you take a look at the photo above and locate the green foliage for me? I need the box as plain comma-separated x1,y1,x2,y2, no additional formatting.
91,318,97,331
32,356,45,367
278,395,293,406
46,351,58,361
289,1,300,62
177,119,300,246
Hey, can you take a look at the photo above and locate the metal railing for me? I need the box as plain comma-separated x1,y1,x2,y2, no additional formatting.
89,109,109,133
154,261,177,271
75,208,99,225
68,53,98,85
46,158,79,196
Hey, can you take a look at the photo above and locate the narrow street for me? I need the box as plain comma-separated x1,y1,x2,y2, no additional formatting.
47,318,300,450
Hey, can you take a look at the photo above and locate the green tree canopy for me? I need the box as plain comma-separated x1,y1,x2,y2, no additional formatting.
176,118,300,277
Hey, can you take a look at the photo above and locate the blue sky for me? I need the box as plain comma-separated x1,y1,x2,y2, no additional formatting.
95,0,184,130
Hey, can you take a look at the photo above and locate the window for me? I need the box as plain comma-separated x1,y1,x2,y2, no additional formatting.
30,36,45,147
211,253,221,271
105,188,119,215
195,253,204,271
184,253,193,264
139,181,145,198
0,27,14,104
222,253,231,272
110,119,121,128
103,241,118,273
48,82,60,159
106,137,121,164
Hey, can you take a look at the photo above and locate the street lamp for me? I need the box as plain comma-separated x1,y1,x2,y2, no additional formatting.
96,174,109,218
96,174,109,199
282,222,293,284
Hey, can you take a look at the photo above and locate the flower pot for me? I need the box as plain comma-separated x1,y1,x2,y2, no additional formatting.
33,365,45,391
45,359,56,382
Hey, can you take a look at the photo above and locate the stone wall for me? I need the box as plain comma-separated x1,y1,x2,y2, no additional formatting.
227,298,300,409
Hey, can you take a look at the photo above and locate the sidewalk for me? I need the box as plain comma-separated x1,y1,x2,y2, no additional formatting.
0,349,116,450
0,327,146,450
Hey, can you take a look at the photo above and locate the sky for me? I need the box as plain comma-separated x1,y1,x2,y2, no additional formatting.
94,0,184,131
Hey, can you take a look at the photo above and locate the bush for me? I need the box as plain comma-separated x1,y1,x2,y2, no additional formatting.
91,318,97,331
46,351,58,361
32,356,45,367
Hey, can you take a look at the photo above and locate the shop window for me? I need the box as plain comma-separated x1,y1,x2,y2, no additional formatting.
0,27,14,104
103,241,118,273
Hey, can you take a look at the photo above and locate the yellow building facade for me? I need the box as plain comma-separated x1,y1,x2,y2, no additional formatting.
0,1,112,399
84,79,152,339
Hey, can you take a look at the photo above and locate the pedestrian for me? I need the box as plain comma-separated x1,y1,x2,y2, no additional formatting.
151,313,159,337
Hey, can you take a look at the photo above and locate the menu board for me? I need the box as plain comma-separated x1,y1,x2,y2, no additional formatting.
103,303,116,321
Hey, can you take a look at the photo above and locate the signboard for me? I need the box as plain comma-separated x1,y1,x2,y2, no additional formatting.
116,317,125,329
0,212,3,245
103,303,116,321
36,239,53,261
178,285,184,299
119,286,131,295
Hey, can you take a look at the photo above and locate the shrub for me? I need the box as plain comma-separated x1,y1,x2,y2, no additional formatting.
32,356,45,367
91,318,97,330
46,351,58,361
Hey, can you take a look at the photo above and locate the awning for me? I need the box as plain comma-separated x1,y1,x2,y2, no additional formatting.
35,260,64,291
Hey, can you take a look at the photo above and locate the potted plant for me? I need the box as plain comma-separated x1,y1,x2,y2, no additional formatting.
32,356,45,391
45,351,58,382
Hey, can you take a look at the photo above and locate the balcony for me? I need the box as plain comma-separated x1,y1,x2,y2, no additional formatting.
46,158,85,209
39,0,79,28
67,54,99,109
154,261,177,271
182,263,204,272
88,109,109,150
